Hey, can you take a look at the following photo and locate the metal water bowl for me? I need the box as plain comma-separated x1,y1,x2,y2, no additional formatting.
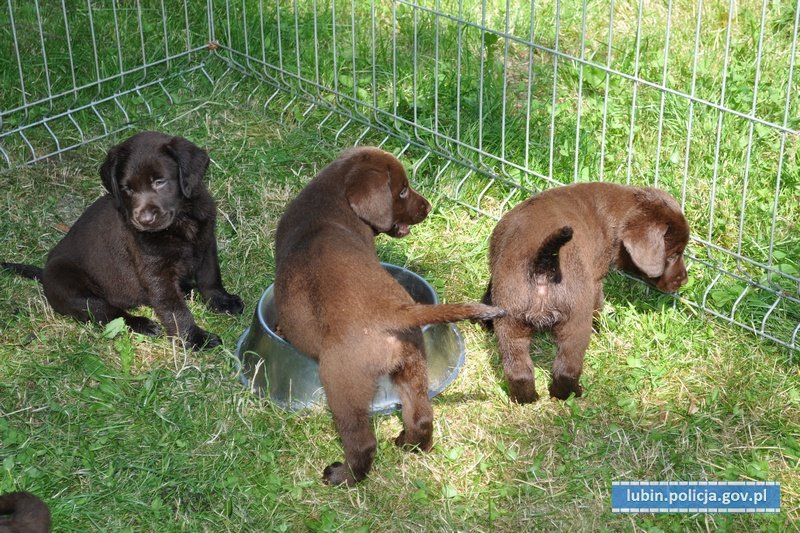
236,263,466,414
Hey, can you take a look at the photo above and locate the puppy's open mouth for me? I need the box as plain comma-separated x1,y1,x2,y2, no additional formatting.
389,222,410,238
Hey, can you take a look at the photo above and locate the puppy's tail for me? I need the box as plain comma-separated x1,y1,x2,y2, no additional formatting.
529,226,573,284
0,491,51,533
396,302,506,330
1,263,44,282
478,280,495,331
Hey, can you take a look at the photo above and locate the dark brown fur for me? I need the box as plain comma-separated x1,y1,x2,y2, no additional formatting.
2,131,243,350
274,147,505,486
0,492,50,533
483,183,689,403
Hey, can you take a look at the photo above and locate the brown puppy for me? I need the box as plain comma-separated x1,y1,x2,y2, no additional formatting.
0,492,51,533
483,183,689,403
2,131,243,350
274,147,505,485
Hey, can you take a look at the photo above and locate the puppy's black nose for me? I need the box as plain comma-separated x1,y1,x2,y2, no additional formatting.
134,207,157,225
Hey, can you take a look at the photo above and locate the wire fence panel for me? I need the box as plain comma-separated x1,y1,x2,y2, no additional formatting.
0,0,210,168
1,0,798,350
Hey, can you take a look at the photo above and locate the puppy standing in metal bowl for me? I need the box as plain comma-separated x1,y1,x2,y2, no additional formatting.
237,262,468,414
273,147,505,486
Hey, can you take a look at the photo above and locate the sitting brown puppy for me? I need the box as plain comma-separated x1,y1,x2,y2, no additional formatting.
274,147,505,486
0,491,51,533
2,131,243,350
483,183,689,403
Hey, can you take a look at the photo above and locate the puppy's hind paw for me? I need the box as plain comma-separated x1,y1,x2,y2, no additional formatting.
508,378,539,404
186,328,222,351
322,462,356,486
394,430,433,452
207,293,245,315
549,377,583,400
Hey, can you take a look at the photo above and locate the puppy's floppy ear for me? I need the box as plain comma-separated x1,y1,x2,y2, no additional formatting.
621,220,668,278
163,136,210,198
345,165,394,232
100,144,122,207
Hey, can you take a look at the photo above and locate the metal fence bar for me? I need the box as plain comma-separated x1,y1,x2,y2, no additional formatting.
523,0,535,174
737,0,769,269
547,0,560,182
652,0,673,188
623,0,643,185
769,0,800,280
7,0,27,113
111,0,125,88
33,0,52,102
597,0,613,183
706,0,735,258
571,0,586,184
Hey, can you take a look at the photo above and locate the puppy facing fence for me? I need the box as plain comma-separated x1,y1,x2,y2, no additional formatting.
483,183,690,402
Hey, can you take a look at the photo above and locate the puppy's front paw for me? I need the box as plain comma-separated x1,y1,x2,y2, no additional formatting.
322,462,355,486
207,293,244,315
508,377,539,404
549,376,583,400
126,315,162,337
186,327,222,351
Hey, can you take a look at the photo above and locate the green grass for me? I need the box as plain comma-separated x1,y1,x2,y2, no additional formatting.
1,0,799,530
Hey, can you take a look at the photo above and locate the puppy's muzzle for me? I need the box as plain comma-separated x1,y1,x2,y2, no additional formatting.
417,198,432,220
655,267,688,293
131,205,173,232
407,195,431,225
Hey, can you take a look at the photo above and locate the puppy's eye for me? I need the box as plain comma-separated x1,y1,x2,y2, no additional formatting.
399,186,409,199
667,253,679,263
152,178,167,189
120,186,132,196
